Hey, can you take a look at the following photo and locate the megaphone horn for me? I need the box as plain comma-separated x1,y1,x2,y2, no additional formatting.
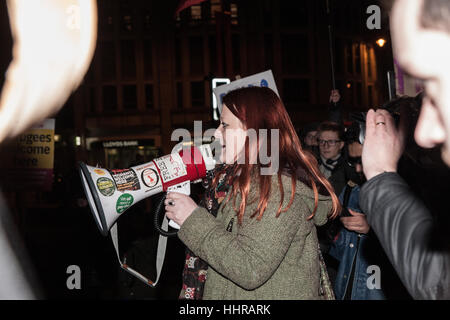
78,144,216,236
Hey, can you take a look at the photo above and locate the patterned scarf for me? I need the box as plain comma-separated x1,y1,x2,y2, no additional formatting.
179,164,234,300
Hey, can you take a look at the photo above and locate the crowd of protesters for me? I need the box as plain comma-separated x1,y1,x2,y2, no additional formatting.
299,83,450,299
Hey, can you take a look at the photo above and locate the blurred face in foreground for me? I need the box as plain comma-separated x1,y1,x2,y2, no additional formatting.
391,0,450,165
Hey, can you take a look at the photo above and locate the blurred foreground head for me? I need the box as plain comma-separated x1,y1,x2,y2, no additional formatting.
390,0,450,165
0,0,97,143
0,0,97,300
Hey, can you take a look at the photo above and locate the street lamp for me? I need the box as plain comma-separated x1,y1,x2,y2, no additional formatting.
376,38,386,48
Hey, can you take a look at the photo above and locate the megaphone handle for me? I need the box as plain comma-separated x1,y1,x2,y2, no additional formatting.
169,219,180,229
166,181,190,230
154,193,179,237
109,222,168,287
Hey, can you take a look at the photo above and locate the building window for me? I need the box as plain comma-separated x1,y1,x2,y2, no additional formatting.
232,34,241,74
98,0,114,34
123,85,137,110
281,34,310,74
230,3,239,25
121,40,136,80
343,4,353,33
120,0,135,33
346,41,354,74
283,79,310,105
368,85,374,107
262,0,273,27
344,42,364,76
279,1,308,28
209,35,218,74
103,86,117,112
85,61,95,84
142,1,152,33
356,82,362,106
145,84,154,109
143,40,153,79
175,37,182,76
191,5,202,21
367,46,375,79
189,36,204,75
354,43,361,75
264,34,274,70
176,82,183,109
100,42,116,81
210,0,221,20
191,81,205,107
122,15,134,32
88,87,96,114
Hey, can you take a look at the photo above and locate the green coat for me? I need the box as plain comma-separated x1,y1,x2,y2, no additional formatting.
178,173,333,300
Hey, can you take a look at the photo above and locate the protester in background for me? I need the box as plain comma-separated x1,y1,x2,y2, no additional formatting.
299,89,345,157
329,122,411,300
299,122,319,157
314,121,348,288
329,89,344,125
359,0,450,299
165,86,341,300
317,121,354,196
303,124,319,148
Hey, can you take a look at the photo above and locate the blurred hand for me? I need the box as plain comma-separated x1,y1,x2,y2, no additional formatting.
329,89,341,104
340,209,370,234
165,192,198,227
362,109,406,180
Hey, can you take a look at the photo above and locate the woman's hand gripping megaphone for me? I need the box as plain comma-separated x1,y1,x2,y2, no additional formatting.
164,186,199,228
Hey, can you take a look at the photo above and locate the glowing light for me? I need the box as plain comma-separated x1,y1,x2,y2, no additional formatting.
376,38,386,47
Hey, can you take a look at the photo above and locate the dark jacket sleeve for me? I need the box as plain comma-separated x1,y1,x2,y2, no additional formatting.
359,172,450,300
328,101,342,125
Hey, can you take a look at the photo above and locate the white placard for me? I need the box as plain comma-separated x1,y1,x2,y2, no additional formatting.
213,70,279,115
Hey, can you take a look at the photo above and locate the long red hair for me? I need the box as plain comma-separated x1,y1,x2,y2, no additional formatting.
214,86,341,224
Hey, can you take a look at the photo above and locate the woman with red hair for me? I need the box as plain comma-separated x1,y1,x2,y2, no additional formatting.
166,86,340,299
